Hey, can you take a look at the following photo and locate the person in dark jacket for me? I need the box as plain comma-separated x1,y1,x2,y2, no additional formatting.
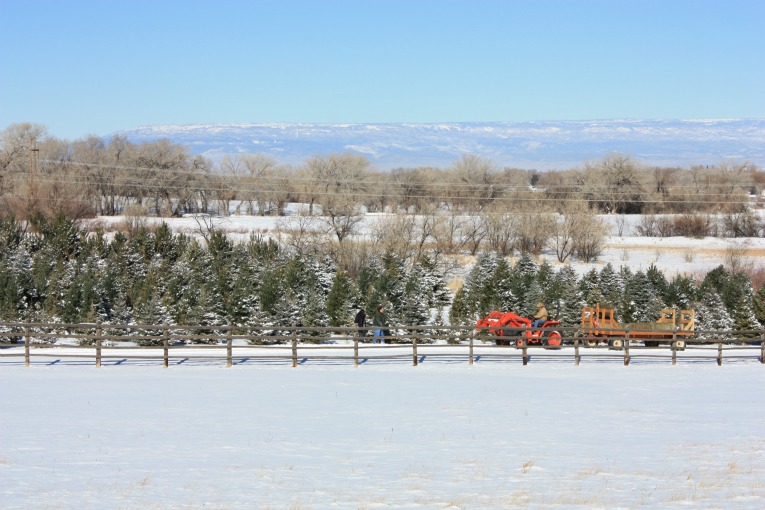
372,305,388,344
353,308,367,338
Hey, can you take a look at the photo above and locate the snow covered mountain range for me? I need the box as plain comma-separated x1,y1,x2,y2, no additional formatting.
116,119,765,170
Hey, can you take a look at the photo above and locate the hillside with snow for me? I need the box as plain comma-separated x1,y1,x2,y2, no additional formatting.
115,119,765,170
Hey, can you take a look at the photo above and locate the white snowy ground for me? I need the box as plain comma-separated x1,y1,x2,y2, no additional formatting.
2,351,765,509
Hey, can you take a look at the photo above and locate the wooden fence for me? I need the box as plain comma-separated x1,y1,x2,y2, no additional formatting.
1,322,764,368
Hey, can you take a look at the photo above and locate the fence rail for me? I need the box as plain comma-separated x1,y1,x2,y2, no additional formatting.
1,321,764,368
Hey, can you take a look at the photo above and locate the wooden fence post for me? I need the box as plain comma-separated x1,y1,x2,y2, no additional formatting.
574,338,580,366
24,321,30,367
469,330,474,366
671,330,677,366
522,338,528,366
412,336,418,366
353,335,359,368
291,330,298,367
760,329,764,365
624,332,630,366
226,327,233,368
163,326,169,368
717,341,723,366
95,321,102,368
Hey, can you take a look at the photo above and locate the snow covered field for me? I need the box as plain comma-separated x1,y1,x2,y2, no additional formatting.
2,359,765,509
88,211,765,278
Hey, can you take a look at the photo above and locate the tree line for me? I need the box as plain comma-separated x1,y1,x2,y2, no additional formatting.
2,122,763,221
0,216,763,343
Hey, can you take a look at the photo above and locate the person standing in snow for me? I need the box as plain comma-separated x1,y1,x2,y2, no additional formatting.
533,302,548,328
373,305,388,344
354,308,367,338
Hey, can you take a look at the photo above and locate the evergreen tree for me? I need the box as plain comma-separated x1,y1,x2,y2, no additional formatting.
731,294,760,339
132,286,171,346
753,285,765,327
300,286,330,341
665,274,697,310
449,285,471,326
578,268,600,306
554,266,584,327
492,257,519,312
598,263,623,308
400,270,430,331
416,256,451,309
326,270,356,327
646,263,669,303
625,270,663,323
521,280,545,318
695,289,734,340
536,260,555,301
464,253,499,317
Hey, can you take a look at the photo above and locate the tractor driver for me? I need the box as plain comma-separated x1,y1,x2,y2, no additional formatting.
533,302,548,328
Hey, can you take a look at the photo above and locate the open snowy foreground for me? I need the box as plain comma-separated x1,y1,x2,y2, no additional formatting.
2,362,764,509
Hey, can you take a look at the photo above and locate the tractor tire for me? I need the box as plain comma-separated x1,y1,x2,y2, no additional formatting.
543,331,563,349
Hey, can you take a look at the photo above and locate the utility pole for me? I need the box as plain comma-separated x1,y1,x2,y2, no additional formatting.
29,138,39,213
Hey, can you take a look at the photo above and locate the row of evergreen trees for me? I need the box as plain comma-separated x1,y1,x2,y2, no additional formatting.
1,215,763,343
450,253,765,337
0,216,452,342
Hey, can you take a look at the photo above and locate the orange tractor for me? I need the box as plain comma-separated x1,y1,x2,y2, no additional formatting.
476,311,563,348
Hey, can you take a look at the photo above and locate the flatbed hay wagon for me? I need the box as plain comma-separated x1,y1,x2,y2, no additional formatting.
581,305,695,349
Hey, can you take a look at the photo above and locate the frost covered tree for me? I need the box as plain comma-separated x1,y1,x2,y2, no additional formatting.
731,294,760,338
578,268,601,306
597,263,623,308
753,285,765,327
695,289,733,340
449,285,471,326
625,270,664,323
415,256,451,309
491,257,519,313
326,270,357,327
553,266,584,327
132,286,171,346
665,274,697,310
400,270,430,331
464,252,500,317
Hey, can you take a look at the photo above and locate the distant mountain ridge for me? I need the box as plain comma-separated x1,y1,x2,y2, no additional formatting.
115,119,765,170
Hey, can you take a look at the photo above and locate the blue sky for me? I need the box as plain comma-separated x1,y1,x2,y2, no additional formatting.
1,0,763,140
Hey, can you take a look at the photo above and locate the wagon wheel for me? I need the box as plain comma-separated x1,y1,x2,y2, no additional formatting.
584,338,598,348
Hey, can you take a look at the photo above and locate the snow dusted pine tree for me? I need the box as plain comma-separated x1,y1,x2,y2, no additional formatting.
521,280,544,318
753,285,765,327
695,289,734,340
326,270,357,327
132,286,171,346
731,294,760,338
598,263,623,308
415,256,451,309
665,274,697,310
491,257,519,313
400,267,430,332
449,285,471,326
578,268,601,306
554,266,584,327
625,270,663,323
464,253,500,318
510,254,538,309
